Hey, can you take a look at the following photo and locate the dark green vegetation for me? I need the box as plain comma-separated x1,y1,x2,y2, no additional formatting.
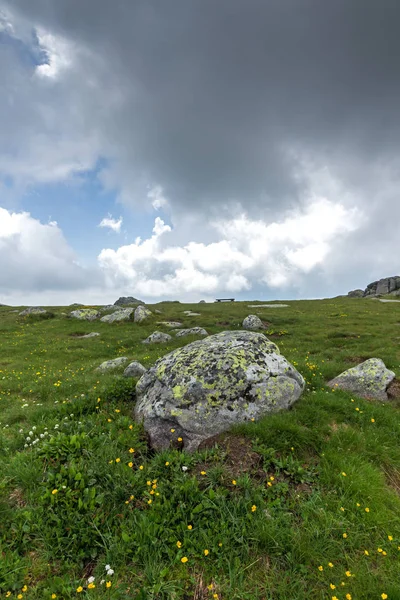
1,298,400,600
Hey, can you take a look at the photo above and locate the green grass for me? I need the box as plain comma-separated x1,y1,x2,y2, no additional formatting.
1,298,400,599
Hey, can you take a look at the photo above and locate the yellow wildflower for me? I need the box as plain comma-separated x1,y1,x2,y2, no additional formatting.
365,507,370,512
204,549,209,556
77,587,83,593
176,541,182,548
128,462,133,468
52,489,58,495
346,594,352,600
22,586,27,592
251,505,257,512
200,471,206,475
177,437,183,442
381,594,388,599
371,418,375,423
165,461,170,466
341,472,347,477
88,583,95,589
106,581,112,588
51,594,57,599
318,565,323,571
345,570,351,577
388,535,393,541
129,448,135,453
232,480,237,485
328,562,334,567
139,465,144,470
187,524,193,530
343,533,348,538
181,556,188,563
330,583,336,589
364,550,369,555
170,428,175,432
129,424,133,430
115,458,121,463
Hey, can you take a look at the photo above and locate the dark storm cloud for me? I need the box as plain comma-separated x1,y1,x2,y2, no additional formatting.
3,0,400,217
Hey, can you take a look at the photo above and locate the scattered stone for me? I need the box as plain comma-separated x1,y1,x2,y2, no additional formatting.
19,307,47,316
347,289,364,298
134,305,153,323
96,357,128,372
157,321,183,328
142,331,172,344
69,303,83,307
328,358,395,401
154,309,163,314
100,308,134,323
99,305,117,312
182,311,201,316
135,330,305,452
78,332,100,338
70,308,100,321
247,304,289,308
114,296,143,306
242,315,264,330
199,300,206,303
175,327,208,337
379,299,400,303
123,361,147,378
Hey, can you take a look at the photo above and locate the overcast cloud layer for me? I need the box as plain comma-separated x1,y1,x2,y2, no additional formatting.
1,0,400,304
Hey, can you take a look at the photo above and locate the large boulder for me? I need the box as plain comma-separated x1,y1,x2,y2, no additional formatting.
134,305,152,323
124,361,147,378
96,357,128,372
142,331,172,344
347,289,364,298
100,308,134,323
242,315,264,330
328,358,395,401
70,308,100,321
135,330,305,452
114,296,143,306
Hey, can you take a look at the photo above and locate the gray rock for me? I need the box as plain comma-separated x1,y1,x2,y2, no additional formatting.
154,309,163,314
135,330,305,452
348,289,364,298
124,361,147,378
114,296,143,306
100,308,134,323
134,305,153,323
78,332,100,338
328,358,395,401
19,307,47,316
70,308,100,321
157,321,183,327
175,327,209,337
96,357,128,372
379,299,400,303
242,315,264,330
363,276,400,297
182,311,201,316
142,331,172,344
199,300,206,303
99,304,117,312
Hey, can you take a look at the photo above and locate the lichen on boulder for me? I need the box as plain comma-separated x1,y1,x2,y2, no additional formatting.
70,308,100,321
328,358,395,401
135,330,305,452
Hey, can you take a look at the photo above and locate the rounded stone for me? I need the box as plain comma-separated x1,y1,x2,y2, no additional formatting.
135,330,305,452
242,314,264,330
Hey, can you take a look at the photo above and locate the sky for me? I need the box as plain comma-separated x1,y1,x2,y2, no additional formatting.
0,0,399,305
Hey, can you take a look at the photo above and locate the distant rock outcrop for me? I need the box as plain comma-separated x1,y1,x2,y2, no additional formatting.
114,296,143,306
347,289,364,298
347,276,400,298
363,276,400,297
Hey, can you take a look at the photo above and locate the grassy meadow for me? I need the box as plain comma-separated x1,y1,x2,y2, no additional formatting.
1,298,400,600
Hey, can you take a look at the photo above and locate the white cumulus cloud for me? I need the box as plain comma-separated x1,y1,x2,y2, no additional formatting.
99,215,123,233
98,199,360,300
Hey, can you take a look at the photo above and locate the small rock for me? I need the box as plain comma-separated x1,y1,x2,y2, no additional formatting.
100,308,134,323
78,332,100,338
175,327,208,337
124,361,147,378
19,307,47,316
142,331,172,344
70,308,100,321
154,309,163,314
134,305,153,323
328,358,395,401
96,357,128,372
199,300,206,303
182,311,201,316
157,321,183,327
242,315,264,330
